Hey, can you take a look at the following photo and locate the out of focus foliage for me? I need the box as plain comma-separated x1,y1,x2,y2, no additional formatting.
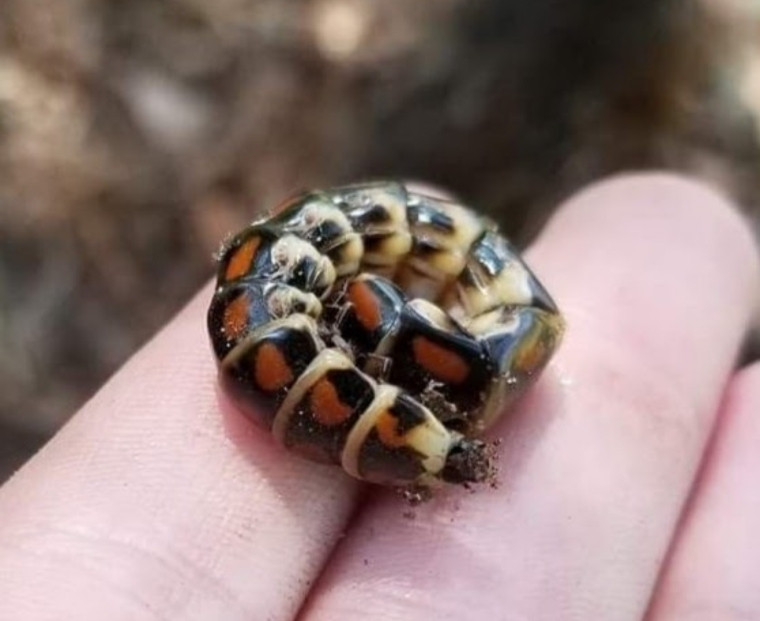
0,0,758,475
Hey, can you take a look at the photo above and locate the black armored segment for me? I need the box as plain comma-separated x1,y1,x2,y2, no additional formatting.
354,391,434,485
207,279,321,359
208,280,272,359
324,182,412,275
273,350,376,465
385,299,495,429
218,315,323,429
446,229,559,324
334,274,406,365
481,307,564,379
397,193,484,300
217,226,336,297
476,306,565,431
262,193,365,277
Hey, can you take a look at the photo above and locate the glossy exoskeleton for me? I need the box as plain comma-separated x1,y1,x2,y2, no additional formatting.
207,182,564,489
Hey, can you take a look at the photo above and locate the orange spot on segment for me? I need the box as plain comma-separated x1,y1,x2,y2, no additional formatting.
222,294,250,340
254,343,294,391
412,337,469,384
224,236,260,281
514,339,546,374
375,411,406,448
310,378,354,426
349,281,382,331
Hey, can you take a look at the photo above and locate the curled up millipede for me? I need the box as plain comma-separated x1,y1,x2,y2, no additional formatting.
207,182,564,495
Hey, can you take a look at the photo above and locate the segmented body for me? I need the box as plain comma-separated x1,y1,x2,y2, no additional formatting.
208,182,564,488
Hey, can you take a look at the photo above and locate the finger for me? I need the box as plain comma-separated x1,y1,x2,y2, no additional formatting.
0,286,361,621
647,362,760,619
300,174,760,621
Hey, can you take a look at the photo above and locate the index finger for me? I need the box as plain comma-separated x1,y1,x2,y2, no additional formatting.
0,284,360,620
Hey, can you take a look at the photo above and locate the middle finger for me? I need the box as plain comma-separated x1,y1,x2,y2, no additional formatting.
301,175,760,621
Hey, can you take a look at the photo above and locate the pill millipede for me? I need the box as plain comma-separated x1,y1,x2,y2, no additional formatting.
207,181,564,492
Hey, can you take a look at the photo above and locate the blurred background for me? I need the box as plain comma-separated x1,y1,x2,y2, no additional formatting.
1,0,759,480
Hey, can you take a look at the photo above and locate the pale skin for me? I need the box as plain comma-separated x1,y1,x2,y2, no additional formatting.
0,174,759,620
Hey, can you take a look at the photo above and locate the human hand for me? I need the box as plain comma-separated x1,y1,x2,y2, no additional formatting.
0,174,757,620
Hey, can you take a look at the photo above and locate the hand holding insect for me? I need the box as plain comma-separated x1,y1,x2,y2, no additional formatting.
0,175,757,620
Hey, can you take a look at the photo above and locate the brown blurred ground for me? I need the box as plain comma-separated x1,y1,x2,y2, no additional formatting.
0,0,759,479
